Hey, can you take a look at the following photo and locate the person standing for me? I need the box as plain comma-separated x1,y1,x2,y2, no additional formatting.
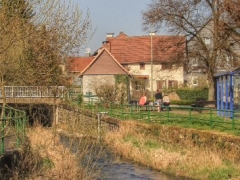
155,89,163,112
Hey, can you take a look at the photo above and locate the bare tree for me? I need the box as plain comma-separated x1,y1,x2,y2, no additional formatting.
29,0,93,125
142,0,240,100
34,0,92,58
224,0,240,36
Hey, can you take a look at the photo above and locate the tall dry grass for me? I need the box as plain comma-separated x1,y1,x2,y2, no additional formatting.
23,125,87,180
0,115,105,180
103,121,240,180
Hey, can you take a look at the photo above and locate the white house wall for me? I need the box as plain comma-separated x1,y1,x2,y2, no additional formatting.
128,64,184,91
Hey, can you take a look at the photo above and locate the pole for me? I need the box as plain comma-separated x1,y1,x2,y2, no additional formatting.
97,112,107,141
97,113,100,141
150,32,153,99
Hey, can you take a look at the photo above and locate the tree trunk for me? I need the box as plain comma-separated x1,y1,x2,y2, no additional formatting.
0,78,7,120
208,75,215,101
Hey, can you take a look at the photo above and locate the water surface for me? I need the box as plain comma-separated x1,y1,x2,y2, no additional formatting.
60,136,192,180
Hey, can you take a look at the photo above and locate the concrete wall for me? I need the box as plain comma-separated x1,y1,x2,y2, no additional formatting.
82,75,115,96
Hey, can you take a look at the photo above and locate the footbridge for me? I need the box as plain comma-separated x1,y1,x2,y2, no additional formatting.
0,86,65,104
0,86,67,129
0,86,66,156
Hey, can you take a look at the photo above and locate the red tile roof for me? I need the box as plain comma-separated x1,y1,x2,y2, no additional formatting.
67,32,186,73
67,57,94,72
102,32,186,64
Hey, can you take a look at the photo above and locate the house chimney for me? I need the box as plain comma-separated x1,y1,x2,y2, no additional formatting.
85,47,91,57
106,33,114,38
149,32,156,36
97,49,102,54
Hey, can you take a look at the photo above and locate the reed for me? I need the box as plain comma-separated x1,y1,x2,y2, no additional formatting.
1,112,104,180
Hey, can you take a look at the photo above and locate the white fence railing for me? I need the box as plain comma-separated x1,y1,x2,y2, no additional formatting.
0,86,65,98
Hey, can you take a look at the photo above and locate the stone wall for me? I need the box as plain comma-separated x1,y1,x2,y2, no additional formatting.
57,105,119,131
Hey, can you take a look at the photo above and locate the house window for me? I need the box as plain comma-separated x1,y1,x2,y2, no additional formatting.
204,37,211,45
157,80,166,90
168,80,178,88
135,84,146,90
162,64,172,70
140,63,145,70
192,78,198,86
192,58,198,66
132,78,146,90
135,85,141,90
226,54,233,67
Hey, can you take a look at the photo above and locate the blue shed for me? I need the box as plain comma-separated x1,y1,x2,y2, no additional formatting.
215,67,240,118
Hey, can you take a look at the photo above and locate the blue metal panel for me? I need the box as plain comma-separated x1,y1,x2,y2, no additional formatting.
221,76,224,116
230,75,234,118
217,78,220,116
215,67,240,118
225,75,229,117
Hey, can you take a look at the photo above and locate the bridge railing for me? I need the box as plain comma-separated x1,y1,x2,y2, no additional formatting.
0,106,26,154
0,86,65,98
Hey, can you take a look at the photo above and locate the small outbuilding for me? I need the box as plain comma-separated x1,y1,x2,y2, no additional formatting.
215,67,240,118
79,48,131,102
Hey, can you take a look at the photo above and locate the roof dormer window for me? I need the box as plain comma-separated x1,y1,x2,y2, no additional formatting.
204,37,211,45
192,58,198,66
192,78,198,86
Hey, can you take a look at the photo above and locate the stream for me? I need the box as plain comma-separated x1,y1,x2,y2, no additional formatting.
60,135,192,180
95,152,190,180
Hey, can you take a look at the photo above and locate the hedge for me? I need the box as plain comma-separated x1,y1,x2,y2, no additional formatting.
176,88,208,101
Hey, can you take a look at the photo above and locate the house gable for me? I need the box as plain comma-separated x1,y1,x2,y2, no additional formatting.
81,48,130,76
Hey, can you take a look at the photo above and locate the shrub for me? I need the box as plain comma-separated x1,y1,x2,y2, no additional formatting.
95,84,116,102
77,94,83,106
176,88,208,101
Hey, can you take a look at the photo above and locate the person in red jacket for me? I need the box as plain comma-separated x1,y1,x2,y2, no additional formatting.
139,94,148,106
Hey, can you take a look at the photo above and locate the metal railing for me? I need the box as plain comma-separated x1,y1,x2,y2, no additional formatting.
0,86,65,98
83,99,240,131
0,106,27,154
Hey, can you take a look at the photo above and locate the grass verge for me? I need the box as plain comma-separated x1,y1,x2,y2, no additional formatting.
103,120,240,180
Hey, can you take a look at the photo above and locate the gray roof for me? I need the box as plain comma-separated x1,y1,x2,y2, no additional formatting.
214,67,240,77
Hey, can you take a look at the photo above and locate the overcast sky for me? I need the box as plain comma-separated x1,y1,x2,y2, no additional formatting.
74,0,152,55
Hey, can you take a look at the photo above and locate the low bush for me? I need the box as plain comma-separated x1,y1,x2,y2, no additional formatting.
176,88,208,101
